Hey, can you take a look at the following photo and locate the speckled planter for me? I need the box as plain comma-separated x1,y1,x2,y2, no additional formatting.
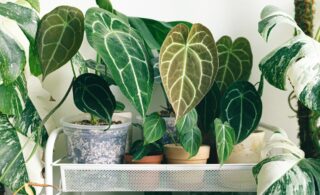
61,114,131,164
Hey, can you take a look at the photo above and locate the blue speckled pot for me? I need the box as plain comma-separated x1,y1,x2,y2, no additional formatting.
61,114,131,164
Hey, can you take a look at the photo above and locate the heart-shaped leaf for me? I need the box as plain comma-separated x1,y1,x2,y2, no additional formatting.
214,118,235,165
216,36,253,94
73,73,116,123
0,28,26,85
221,81,262,143
37,6,84,80
196,82,221,133
176,109,202,157
159,23,219,121
143,112,166,145
85,8,153,118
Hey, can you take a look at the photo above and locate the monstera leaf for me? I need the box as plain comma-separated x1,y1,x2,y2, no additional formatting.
160,23,219,121
214,118,235,165
143,112,166,145
37,6,84,80
176,109,202,157
216,36,252,94
258,5,320,112
85,8,153,118
73,73,116,123
221,81,262,143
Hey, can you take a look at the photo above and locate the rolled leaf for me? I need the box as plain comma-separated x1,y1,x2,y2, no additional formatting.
176,109,202,157
37,6,84,79
73,73,116,123
214,118,235,165
143,112,166,145
221,81,262,143
159,23,219,121
216,36,252,93
85,8,153,118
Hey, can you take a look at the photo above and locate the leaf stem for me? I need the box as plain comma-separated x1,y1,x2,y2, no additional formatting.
70,60,77,79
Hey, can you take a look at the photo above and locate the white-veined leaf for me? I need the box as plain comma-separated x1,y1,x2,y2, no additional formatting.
143,112,166,145
159,23,219,121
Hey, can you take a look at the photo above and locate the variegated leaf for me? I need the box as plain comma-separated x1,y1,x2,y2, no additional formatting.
71,52,89,74
37,6,84,79
159,23,219,121
0,76,27,116
221,81,262,143
85,8,153,118
143,112,166,145
176,109,202,157
73,73,116,123
214,118,235,165
216,36,252,93
259,5,320,112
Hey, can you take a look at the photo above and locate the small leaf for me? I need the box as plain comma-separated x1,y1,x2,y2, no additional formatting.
176,109,202,158
25,0,40,12
115,101,125,111
143,112,166,145
71,52,89,74
159,23,219,121
37,6,84,80
96,0,113,12
216,36,253,94
221,81,262,143
73,73,116,123
214,118,235,165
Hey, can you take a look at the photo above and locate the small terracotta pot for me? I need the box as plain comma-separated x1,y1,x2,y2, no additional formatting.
226,130,265,163
164,144,210,164
125,154,163,164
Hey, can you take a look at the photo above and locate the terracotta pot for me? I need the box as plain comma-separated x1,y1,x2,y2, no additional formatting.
125,154,163,164
226,130,265,163
164,144,210,164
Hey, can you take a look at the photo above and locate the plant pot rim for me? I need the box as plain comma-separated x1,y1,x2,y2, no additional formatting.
60,113,132,131
164,144,210,149
125,153,163,158
125,153,163,163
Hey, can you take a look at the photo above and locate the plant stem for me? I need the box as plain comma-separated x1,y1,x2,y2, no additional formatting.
70,59,77,79
167,131,177,145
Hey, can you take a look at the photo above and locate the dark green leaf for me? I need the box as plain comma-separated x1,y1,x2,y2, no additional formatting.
258,74,264,96
176,109,202,158
216,36,253,94
0,76,27,116
73,73,116,123
96,0,113,12
130,140,162,160
214,118,235,165
85,8,153,118
37,6,84,79
221,81,262,143
0,28,26,85
84,59,115,85
143,112,166,145
196,82,221,133
25,0,40,12
115,101,125,111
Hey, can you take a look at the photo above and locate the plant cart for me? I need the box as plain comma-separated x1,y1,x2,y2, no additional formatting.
45,128,257,195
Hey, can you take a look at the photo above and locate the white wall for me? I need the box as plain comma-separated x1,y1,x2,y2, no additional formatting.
38,0,320,194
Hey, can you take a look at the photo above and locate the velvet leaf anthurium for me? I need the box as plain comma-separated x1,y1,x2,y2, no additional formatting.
258,5,320,112
85,7,153,118
159,23,219,121
143,112,166,145
36,6,84,80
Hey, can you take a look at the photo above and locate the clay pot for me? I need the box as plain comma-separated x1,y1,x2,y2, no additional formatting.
125,154,163,164
226,130,265,163
164,144,210,164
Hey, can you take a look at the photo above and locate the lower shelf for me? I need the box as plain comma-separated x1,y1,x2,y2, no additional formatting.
56,163,256,192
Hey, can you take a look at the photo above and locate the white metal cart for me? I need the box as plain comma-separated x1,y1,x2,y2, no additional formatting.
45,128,257,195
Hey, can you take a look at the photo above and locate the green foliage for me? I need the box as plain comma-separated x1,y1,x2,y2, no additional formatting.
143,112,166,145
159,23,219,121
130,140,162,161
85,7,153,118
96,0,113,12
25,0,40,12
73,73,116,123
221,81,262,143
37,6,84,79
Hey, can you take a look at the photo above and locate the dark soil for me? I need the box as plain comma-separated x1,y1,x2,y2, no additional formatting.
73,119,122,126
159,110,175,117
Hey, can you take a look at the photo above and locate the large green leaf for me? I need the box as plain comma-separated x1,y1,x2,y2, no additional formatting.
0,28,26,85
37,6,84,79
196,82,221,133
159,23,219,121
221,81,262,143
130,140,162,161
258,5,320,112
85,8,153,118
214,118,235,165
143,112,166,145
73,73,116,123
176,109,202,157
216,36,252,94
0,76,27,116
